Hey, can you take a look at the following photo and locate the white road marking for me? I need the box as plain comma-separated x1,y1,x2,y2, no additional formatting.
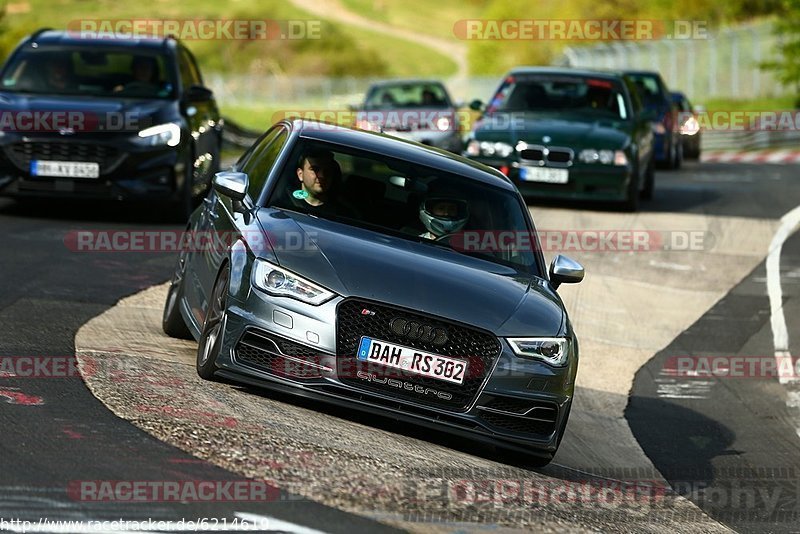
766,205,800,384
648,260,696,271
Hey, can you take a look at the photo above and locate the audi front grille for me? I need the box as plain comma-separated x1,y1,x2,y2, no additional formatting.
336,298,502,411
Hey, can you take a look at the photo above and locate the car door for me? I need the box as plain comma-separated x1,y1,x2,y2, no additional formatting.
178,46,221,195
195,125,290,324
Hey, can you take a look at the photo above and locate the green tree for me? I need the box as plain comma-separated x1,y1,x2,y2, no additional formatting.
762,0,800,102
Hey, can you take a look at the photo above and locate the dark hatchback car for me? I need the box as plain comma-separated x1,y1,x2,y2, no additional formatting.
353,79,463,153
0,29,222,214
464,67,654,211
162,119,585,464
625,70,682,169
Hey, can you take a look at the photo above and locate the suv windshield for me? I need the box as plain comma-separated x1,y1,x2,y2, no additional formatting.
268,139,539,273
364,83,450,109
1,46,175,99
490,74,629,120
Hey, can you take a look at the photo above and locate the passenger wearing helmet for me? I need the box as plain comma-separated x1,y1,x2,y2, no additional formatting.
419,195,469,240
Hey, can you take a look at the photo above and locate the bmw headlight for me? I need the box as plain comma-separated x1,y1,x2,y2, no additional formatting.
507,337,570,366
579,148,628,166
136,122,181,147
252,259,335,305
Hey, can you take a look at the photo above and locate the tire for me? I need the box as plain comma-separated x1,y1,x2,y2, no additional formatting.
619,168,640,212
162,249,192,339
668,136,682,170
196,263,230,381
175,149,197,223
640,157,655,200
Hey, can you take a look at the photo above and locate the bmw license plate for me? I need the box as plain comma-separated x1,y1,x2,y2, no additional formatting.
30,160,99,179
520,166,568,184
357,336,467,385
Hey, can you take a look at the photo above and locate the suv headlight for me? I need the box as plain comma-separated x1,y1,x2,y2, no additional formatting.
135,122,181,147
252,259,335,305
507,337,570,366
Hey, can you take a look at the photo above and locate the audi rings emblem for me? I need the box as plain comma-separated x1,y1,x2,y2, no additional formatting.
389,317,448,346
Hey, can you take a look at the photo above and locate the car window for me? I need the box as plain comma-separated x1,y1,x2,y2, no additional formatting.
628,74,666,104
178,47,202,89
268,139,538,273
0,46,175,98
490,75,629,120
240,127,289,200
625,79,643,115
364,83,450,109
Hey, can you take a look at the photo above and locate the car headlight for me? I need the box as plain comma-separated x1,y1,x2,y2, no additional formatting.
507,337,570,367
252,259,335,306
435,116,451,131
136,122,181,147
471,141,514,158
579,148,628,166
355,119,379,132
681,116,700,136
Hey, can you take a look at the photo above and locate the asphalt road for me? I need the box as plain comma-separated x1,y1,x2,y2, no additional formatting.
0,200,398,533
1,161,799,532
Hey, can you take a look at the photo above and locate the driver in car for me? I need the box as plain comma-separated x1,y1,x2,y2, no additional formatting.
419,194,469,240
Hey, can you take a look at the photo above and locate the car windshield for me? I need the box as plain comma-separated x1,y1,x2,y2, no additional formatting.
1,46,175,99
267,139,539,273
364,83,450,109
490,74,629,120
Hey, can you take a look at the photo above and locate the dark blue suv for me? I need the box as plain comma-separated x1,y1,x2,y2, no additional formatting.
625,70,682,170
0,29,223,216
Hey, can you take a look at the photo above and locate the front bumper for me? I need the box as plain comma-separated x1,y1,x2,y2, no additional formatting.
469,157,634,202
211,286,576,455
0,134,187,200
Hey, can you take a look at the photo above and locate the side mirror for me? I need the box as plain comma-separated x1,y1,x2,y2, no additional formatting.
469,99,484,112
185,84,213,103
212,171,248,202
549,254,584,289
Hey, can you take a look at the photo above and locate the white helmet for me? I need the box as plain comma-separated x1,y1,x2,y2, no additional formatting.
419,196,469,237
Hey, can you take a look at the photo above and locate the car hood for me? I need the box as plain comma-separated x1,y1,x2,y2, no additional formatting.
474,112,631,149
0,93,176,134
255,209,565,336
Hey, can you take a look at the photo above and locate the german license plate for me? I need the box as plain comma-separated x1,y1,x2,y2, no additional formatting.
30,160,99,179
520,166,568,184
356,336,467,385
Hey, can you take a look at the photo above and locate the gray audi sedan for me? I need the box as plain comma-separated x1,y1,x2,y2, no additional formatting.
162,119,584,464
